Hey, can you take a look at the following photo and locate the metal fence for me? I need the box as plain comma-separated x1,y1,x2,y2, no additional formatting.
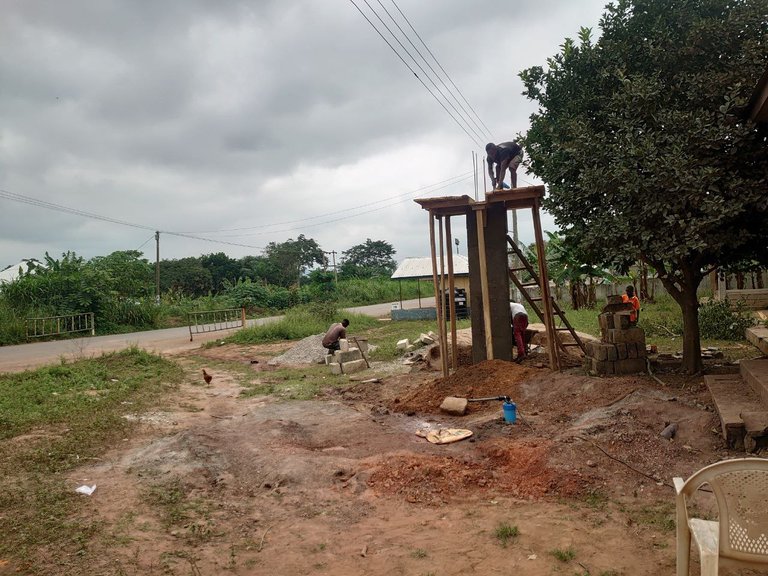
187,308,246,341
26,312,96,339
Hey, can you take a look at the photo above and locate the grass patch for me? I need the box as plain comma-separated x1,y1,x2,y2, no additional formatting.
410,548,428,559
549,545,576,562
622,502,676,533
494,522,519,547
227,304,380,345
241,365,339,400
0,348,183,565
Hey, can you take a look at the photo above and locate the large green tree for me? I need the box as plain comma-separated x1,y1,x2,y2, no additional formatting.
262,235,325,287
521,0,768,373
339,239,397,279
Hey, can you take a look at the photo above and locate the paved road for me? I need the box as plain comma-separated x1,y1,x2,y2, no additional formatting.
0,297,435,373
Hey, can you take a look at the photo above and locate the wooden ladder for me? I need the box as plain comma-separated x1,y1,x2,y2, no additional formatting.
506,235,586,355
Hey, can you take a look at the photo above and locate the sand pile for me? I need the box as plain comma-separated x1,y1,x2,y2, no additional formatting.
267,334,326,366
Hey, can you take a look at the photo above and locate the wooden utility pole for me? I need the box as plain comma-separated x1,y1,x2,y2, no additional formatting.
155,231,160,304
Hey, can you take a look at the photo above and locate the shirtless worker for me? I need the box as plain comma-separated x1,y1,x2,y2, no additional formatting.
486,141,524,189
322,319,349,353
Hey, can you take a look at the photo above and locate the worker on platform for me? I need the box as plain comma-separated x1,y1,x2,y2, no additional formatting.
322,319,349,353
509,301,529,363
622,285,640,325
486,141,524,189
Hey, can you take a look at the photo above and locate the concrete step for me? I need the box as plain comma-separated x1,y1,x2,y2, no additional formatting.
740,357,768,408
704,374,763,451
746,326,768,356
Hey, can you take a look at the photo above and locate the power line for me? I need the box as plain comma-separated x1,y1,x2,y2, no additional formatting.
181,171,473,234
0,188,265,251
216,173,475,239
388,0,494,141
348,0,484,148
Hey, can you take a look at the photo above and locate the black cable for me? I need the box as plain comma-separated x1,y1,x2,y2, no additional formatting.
348,0,483,147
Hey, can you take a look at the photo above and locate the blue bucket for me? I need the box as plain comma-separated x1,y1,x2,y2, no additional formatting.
502,401,517,423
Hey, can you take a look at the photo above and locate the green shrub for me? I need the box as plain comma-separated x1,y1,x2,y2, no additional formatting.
698,299,755,340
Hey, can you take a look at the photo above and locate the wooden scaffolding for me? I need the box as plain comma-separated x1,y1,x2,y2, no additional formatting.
415,186,568,376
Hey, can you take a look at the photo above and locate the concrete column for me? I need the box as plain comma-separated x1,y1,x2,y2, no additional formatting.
485,203,513,361
466,208,486,363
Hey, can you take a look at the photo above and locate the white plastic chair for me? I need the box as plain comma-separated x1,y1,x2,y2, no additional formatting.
674,458,768,575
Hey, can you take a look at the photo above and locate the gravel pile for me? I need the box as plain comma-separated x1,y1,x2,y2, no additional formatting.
268,334,327,366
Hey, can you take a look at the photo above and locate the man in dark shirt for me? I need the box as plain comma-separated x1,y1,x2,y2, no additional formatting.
322,319,349,353
486,141,523,189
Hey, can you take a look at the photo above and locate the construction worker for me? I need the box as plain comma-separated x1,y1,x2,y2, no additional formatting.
622,286,640,325
486,141,523,189
509,301,529,363
322,319,349,353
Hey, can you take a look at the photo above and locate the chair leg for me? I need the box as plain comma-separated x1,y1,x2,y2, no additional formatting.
698,551,718,576
676,528,691,576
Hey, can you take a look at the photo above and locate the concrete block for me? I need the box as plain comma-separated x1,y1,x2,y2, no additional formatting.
627,342,638,358
330,362,343,375
440,396,468,416
637,344,647,358
419,333,435,345
606,345,618,362
340,359,367,374
614,358,647,375
613,312,631,330
324,354,334,365
616,343,628,360
585,341,597,358
592,358,615,375
607,327,645,345
595,343,608,361
334,349,362,363
396,338,410,350
405,344,416,352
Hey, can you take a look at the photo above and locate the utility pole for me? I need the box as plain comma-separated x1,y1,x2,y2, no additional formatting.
155,231,160,304
328,250,338,284
454,237,460,255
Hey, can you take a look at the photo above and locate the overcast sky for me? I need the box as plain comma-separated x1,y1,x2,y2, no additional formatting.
1,0,610,270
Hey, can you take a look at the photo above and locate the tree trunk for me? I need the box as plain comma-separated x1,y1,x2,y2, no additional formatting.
658,265,703,375
736,272,745,290
639,263,649,301
570,282,579,310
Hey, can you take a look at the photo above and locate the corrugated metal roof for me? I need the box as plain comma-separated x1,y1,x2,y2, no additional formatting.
0,259,42,284
391,254,470,279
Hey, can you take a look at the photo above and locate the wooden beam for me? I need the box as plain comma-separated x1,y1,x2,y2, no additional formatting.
475,209,494,360
438,216,449,376
532,198,560,371
445,216,458,371
428,212,448,378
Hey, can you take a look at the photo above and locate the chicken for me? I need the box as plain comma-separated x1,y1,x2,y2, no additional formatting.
202,369,213,385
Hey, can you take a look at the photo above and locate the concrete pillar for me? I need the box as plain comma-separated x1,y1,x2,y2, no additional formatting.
466,207,486,363
485,203,513,361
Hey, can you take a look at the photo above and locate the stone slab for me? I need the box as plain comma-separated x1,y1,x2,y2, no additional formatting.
705,374,762,450
440,396,468,416
740,358,768,409
746,326,768,356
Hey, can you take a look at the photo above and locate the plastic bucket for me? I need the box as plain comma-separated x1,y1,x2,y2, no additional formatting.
502,401,517,424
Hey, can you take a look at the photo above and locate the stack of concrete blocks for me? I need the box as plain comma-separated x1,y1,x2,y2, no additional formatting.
326,339,368,375
585,295,647,375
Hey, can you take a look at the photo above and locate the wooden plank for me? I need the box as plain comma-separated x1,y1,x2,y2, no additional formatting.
437,216,449,377
532,198,560,371
445,216,458,371
428,212,448,378
475,209,494,360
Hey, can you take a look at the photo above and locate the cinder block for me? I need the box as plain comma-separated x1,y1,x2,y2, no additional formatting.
613,313,631,330
440,396,468,416
592,358,615,375
330,362,343,375
614,358,646,375
616,343,628,360
627,342,638,358
334,349,362,363
606,327,646,345
324,354,334,365
339,359,368,374
596,343,609,361
606,345,618,361
405,344,416,352
637,344,647,358
396,338,410,350
419,333,435,345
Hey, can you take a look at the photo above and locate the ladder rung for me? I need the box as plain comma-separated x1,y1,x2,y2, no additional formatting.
529,297,543,302
520,282,539,288
509,267,528,273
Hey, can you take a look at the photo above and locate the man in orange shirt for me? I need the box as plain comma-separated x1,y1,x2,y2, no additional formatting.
622,285,640,325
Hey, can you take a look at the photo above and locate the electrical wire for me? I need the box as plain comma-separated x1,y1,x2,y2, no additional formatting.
380,0,493,142
348,0,484,148
181,171,473,234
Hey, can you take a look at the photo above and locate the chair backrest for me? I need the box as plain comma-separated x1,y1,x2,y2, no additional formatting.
681,458,768,563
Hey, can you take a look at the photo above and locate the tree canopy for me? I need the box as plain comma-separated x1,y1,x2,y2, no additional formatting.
520,0,768,372
339,239,397,279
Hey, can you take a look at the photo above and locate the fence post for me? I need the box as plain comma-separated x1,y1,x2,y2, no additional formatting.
241,307,246,329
